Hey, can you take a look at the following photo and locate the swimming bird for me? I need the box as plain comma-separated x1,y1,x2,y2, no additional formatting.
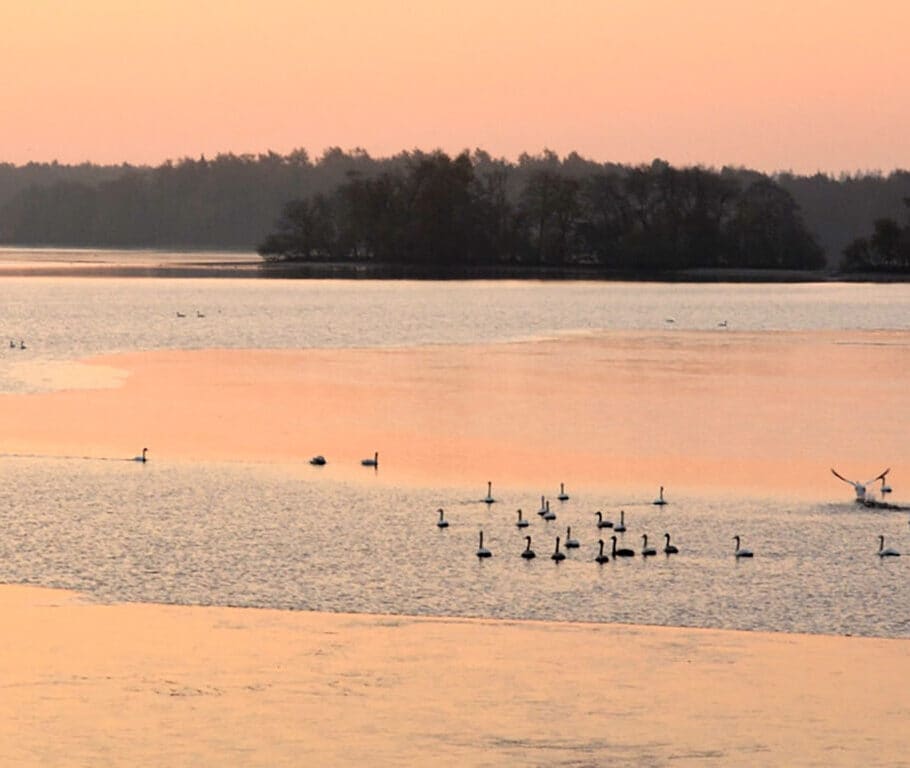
521,535,536,559
663,533,679,555
565,526,579,548
361,452,379,467
595,539,610,564
309,455,326,466
133,447,148,463
196,310,205,318
542,500,556,520
594,511,612,529
613,509,626,533
19,340,26,350
551,536,566,562
8,340,14,348
476,531,492,558
881,476,893,494
436,508,449,528
557,483,569,501
641,534,657,557
831,467,889,502
516,509,529,528
483,481,496,504
877,535,900,557
733,535,753,558
718,320,728,328
537,495,547,515
176,311,186,318
611,535,634,558
653,486,667,505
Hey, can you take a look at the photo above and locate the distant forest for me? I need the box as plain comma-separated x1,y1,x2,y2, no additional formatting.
1,150,909,273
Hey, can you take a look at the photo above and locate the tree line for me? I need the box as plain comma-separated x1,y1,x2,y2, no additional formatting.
258,152,825,272
1,150,909,271
840,198,910,272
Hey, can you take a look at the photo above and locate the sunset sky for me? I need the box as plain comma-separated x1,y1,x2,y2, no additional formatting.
2,0,907,173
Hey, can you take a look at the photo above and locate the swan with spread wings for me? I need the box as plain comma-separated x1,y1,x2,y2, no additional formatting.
830,467,890,501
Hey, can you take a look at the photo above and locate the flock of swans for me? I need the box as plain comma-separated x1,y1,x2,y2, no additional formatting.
435,479,906,562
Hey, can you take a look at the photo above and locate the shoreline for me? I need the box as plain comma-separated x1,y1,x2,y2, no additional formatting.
2,583,908,767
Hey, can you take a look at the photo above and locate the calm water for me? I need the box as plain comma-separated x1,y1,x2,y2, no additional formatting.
1,251,908,638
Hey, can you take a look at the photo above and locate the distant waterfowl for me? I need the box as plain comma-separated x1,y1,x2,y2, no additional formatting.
516,509,529,528
436,508,449,528
176,311,186,318
361,452,379,467
594,511,612,529
595,539,610,564
133,447,148,463
551,536,566,562
196,310,205,318
718,320,728,328
476,531,492,558
521,535,536,559
877,535,900,557
309,455,326,466
538,495,547,515
663,533,679,555
613,510,626,533
733,535,753,558
557,483,569,501
542,500,556,520
565,526,580,548
881,476,893,494
611,535,634,558
831,467,889,501
653,486,667,505
8,340,14,348
19,340,26,350
641,534,657,557
483,481,496,504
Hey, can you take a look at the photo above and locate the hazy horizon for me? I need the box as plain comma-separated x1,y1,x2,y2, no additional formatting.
2,1,907,175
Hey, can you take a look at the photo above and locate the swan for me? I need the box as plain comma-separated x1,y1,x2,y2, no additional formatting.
176,311,186,318
594,511,612,529
877,535,900,557
551,536,566,562
483,481,496,504
196,310,205,318
476,531,492,558
516,509,529,528
653,486,667,505
733,535,753,558
565,526,580,548
361,452,379,467
595,539,610,564
521,535,536,559
19,340,26,350
8,340,14,348
436,508,449,528
641,534,657,556
613,510,626,533
542,500,556,520
611,535,634,558
881,477,893,494
309,455,326,466
831,467,889,501
557,483,569,501
538,495,547,515
133,447,148,463
663,533,679,555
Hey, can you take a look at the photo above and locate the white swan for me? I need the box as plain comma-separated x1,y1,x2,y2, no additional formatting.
611,535,634,558
551,536,566,562
653,486,667,505
133,447,148,463
613,509,626,533
476,531,492,558
733,535,753,558
436,508,449,528
594,511,612,529
878,535,900,557
361,452,379,467
542,500,556,520
521,535,536,559
516,509,529,528
557,483,569,501
641,534,657,557
831,467,889,501
663,533,679,555
595,539,610,564
565,526,579,548
483,481,496,504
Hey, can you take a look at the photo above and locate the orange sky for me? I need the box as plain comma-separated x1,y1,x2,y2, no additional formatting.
1,0,907,173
